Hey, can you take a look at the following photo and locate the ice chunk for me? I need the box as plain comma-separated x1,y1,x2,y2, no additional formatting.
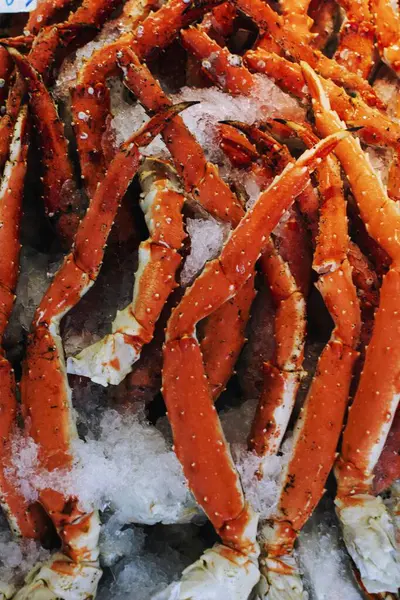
180,216,230,286
5,248,53,351
0,512,49,590
7,409,199,526
97,527,191,600
110,75,303,163
298,506,364,600
220,400,292,520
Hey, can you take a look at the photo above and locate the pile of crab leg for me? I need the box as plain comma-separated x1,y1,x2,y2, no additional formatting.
1,0,400,597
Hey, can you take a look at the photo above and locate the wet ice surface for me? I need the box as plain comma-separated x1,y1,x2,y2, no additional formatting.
298,503,363,600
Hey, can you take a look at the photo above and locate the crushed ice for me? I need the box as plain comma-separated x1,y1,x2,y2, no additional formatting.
180,216,230,286
6,409,198,526
0,512,49,590
298,506,363,600
109,76,303,163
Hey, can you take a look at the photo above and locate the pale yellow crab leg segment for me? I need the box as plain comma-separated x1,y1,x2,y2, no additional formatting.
302,62,400,594
253,129,361,600
15,107,187,600
370,0,400,77
249,240,306,459
67,159,186,386
162,132,346,598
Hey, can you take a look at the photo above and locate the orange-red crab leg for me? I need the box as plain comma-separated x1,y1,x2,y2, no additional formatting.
218,124,309,411
219,121,314,290
200,275,256,400
6,46,81,248
14,105,187,599
231,0,383,108
0,107,47,541
244,49,400,150
333,0,376,79
302,62,400,593
162,132,345,596
254,134,361,599
249,240,306,458
118,46,244,226
67,158,186,386
25,0,76,35
370,0,400,77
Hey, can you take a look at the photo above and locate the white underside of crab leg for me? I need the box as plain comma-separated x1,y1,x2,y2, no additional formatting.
335,494,400,593
153,544,260,600
12,553,102,600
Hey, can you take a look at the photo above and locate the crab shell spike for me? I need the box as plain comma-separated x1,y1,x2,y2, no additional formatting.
233,0,384,109
67,158,186,386
370,0,400,77
118,46,244,226
244,49,400,150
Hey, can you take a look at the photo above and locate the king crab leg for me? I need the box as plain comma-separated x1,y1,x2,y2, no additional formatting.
218,121,308,458
302,61,400,594
68,43,254,388
4,104,189,600
248,123,361,599
161,131,345,597
67,157,187,386
5,47,82,248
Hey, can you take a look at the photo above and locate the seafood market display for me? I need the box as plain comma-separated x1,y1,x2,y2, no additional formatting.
0,0,399,597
